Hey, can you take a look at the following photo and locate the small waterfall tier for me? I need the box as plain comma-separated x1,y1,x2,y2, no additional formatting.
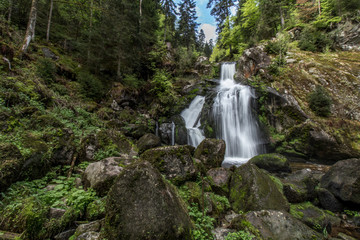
181,96,206,147
213,62,264,166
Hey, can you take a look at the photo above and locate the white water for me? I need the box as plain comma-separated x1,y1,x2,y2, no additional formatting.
181,96,206,147
213,62,263,166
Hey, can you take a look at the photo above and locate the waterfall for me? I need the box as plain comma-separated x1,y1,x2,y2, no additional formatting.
213,62,264,166
171,122,175,146
155,121,159,137
180,96,206,147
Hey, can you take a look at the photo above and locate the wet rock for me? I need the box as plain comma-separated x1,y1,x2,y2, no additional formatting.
317,188,344,212
320,158,360,205
140,145,196,184
283,168,320,203
290,202,341,231
249,153,291,174
172,115,188,145
83,158,123,196
104,161,193,240
137,133,161,154
206,167,231,196
244,210,322,240
229,163,289,212
159,122,174,145
194,138,226,170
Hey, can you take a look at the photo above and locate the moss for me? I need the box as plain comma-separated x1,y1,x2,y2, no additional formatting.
230,216,262,239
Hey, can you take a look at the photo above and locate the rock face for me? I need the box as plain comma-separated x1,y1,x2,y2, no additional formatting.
235,46,271,81
229,163,289,212
317,188,344,212
194,138,226,170
320,158,360,205
334,21,360,51
137,133,161,154
249,153,291,173
158,116,187,145
83,158,123,196
244,210,322,240
207,168,231,196
140,145,196,184
104,161,193,240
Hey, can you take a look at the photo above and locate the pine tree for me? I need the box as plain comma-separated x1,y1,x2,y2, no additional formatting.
207,0,236,32
197,29,206,51
161,0,177,42
178,0,198,50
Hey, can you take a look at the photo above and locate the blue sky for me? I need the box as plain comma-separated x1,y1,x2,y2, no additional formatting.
174,0,217,42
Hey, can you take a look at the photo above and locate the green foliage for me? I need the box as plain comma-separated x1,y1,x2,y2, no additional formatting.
299,26,333,52
36,57,56,84
150,69,176,105
308,85,332,117
344,210,360,217
268,56,286,76
188,203,215,240
224,231,255,240
122,74,144,89
77,70,104,101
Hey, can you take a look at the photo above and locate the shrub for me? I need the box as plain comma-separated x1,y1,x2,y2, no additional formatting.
308,86,332,117
122,74,144,89
224,231,255,240
299,26,333,52
37,57,56,84
77,70,104,101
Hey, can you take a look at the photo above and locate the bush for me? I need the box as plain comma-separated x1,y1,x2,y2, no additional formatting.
77,70,104,101
299,26,333,52
37,57,56,84
308,86,332,117
122,74,144,89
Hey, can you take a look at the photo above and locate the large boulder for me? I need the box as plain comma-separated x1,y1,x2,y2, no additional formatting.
317,188,344,212
140,145,196,184
104,161,193,240
235,46,271,81
194,138,226,170
229,163,289,213
282,168,321,203
83,158,123,196
206,168,232,196
333,21,360,51
137,133,161,154
249,153,291,174
242,210,322,240
320,158,360,205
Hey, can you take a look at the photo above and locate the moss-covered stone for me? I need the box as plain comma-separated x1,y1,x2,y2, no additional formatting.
140,145,196,185
194,138,225,170
290,202,341,232
86,197,106,221
104,161,193,240
249,153,291,173
206,167,231,196
229,163,289,213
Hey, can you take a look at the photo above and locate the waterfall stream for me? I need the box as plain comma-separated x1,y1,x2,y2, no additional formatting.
213,62,264,166
180,96,206,147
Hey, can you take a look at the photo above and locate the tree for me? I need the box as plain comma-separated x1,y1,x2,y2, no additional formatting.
178,0,198,49
197,29,206,51
161,0,177,42
204,41,213,58
207,0,236,32
21,0,38,54
46,0,53,42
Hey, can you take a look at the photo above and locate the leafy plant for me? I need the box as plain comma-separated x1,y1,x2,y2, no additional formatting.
77,70,104,101
37,57,56,84
188,203,215,240
224,231,255,240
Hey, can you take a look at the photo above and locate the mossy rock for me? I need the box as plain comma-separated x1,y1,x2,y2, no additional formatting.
229,163,289,213
140,145,196,185
104,161,193,240
249,153,291,173
137,133,161,154
290,202,340,232
194,138,225,170
206,167,231,196
0,143,24,191
86,197,106,221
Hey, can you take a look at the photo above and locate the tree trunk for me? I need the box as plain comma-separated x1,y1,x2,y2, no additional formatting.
164,22,167,42
140,0,143,16
21,0,38,54
7,0,12,24
318,0,321,16
87,0,94,63
279,6,285,29
46,0,54,42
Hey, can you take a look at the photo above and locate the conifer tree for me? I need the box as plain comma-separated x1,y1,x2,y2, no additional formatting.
178,0,198,50
161,0,177,42
207,0,236,31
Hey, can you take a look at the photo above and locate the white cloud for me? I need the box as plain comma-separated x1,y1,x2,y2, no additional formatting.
200,24,217,43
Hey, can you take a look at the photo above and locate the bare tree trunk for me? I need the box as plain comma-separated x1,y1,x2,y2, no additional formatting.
46,0,54,42
318,0,321,16
21,0,38,54
87,0,94,62
140,0,143,16
279,6,285,29
7,0,12,24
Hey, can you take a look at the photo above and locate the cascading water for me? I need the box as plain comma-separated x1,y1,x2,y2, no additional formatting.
171,122,175,146
213,62,264,166
180,96,206,147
